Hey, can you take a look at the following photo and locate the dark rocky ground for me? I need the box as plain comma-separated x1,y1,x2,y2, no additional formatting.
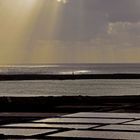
1,95,140,112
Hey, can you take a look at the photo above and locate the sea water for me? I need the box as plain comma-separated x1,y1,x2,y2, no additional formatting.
0,63,140,97
0,63,140,74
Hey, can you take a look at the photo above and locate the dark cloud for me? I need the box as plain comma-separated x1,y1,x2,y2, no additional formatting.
79,0,140,22
25,0,140,43
26,0,107,42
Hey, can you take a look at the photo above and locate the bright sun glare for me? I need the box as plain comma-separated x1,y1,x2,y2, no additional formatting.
57,0,67,4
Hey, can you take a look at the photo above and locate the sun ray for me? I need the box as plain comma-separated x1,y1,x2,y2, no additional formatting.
20,0,67,63
0,0,41,64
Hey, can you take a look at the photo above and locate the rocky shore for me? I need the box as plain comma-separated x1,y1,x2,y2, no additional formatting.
0,73,140,80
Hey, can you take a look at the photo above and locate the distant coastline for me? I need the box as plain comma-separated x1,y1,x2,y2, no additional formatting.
0,73,140,80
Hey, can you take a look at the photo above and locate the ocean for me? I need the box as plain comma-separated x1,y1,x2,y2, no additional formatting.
0,63,140,75
0,63,140,97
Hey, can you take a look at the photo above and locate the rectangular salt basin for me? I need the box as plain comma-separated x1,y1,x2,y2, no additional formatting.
125,120,140,125
3,123,97,129
0,128,57,136
64,112,140,119
49,130,140,140
34,118,130,124
95,124,140,131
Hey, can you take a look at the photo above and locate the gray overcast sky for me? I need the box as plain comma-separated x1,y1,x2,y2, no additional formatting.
0,0,140,64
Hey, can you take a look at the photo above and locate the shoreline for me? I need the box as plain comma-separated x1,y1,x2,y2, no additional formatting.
0,73,140,80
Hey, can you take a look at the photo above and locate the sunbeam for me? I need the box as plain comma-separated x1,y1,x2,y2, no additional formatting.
0,0,40,64
21,0,67,63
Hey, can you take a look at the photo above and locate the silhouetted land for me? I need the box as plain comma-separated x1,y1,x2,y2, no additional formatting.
1,95,140,112
0,73,140,80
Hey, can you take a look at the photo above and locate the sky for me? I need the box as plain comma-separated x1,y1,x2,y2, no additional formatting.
0,0,140,64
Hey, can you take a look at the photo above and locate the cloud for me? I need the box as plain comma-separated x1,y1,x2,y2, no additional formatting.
16,0,140,63
24,0,109,42
82,0,140,22
24,0,140,44
87,22,140,50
